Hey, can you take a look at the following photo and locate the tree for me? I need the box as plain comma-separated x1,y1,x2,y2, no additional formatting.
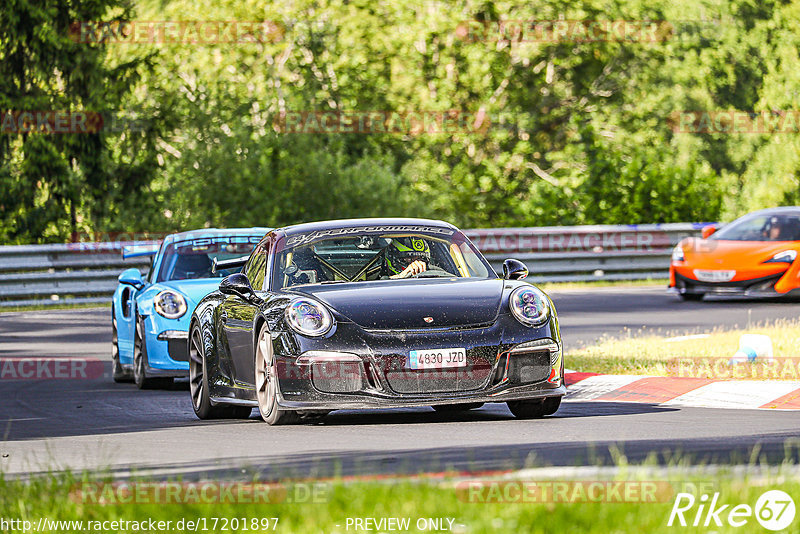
0,0,166,243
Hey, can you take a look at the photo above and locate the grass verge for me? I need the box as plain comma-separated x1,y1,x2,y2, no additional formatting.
1,467,798,533
538,278,668,292
0,302,107,313
567,319,800,378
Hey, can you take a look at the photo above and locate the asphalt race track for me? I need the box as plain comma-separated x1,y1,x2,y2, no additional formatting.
2,287,800,480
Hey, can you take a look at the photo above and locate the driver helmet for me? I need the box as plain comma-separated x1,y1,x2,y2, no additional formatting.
764,216,783,236
387,237,431,275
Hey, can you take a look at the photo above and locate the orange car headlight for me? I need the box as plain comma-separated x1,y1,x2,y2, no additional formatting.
671,245,685,262
764,250,797,264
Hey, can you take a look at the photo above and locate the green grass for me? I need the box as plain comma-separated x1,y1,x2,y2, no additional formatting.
567,319,800,377
0,279,668,312
1,467,798,533
539,278,668,292
0,302,107,313
0,278,666,312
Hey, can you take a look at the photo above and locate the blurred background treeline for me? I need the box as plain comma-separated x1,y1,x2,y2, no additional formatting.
1,0,799,243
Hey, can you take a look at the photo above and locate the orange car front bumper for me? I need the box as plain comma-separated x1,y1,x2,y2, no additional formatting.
670,262,800,295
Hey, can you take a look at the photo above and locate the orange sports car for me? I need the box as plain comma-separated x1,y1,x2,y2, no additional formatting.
669,207,800,300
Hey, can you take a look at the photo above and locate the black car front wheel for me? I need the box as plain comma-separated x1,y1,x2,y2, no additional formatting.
133,315,173,390
189,324,252,419
254,324,298,425
507,397,561,419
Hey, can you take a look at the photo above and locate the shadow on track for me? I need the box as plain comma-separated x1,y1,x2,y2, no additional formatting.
318,401,676,426
19,430,800,482
0,365,675,442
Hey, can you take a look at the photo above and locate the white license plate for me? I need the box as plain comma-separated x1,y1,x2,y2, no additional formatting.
693,269,736,283
408,348,467,370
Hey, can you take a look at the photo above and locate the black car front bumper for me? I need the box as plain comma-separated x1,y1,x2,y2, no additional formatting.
265,316,565,411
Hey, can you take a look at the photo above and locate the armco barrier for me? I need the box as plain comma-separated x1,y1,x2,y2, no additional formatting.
466,223,708,283
0,223,707,307
0,242,153,307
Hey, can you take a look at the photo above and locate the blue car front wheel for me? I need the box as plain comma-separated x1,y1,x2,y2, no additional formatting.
133,313,174,390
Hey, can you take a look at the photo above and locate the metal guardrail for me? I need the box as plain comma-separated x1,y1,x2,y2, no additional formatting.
465,223,709,283
0,242,153,307
0,223,708,307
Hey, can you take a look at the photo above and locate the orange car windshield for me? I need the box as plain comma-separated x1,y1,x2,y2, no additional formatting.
712,213,800,242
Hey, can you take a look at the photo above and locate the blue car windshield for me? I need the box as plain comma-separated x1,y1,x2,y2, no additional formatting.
157,236,261,282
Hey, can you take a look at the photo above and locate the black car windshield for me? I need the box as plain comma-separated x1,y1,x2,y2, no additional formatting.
157,235,261,282
273,229,494,289
711,212,800,242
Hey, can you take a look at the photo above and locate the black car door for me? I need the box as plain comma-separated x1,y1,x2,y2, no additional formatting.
221,243,267,386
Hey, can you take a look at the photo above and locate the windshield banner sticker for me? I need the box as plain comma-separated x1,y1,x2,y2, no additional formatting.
286,226,455,248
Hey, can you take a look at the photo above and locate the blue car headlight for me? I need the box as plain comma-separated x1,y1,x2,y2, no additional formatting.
509,286,550,327
285,298,334,337
154,290,187,319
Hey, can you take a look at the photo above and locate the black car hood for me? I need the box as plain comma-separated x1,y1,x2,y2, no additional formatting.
289,278,505,330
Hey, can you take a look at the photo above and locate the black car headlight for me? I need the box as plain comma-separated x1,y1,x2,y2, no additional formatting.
154,290,187,319
509,286,550,327
285,298,334,337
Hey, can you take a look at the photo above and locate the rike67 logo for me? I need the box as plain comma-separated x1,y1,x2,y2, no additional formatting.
668,490,795,531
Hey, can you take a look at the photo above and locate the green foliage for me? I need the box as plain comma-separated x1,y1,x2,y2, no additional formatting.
575,126,722,224
0,0,173,243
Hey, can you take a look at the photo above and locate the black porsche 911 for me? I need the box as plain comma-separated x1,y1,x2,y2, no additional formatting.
188,218,565,424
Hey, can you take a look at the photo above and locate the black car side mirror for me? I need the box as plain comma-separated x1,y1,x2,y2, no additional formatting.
219,273,257,300
502,259,529,280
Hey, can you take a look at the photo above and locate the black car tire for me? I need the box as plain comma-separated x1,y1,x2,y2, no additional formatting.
133,314,173,390
254,323,299,425
507,397,562,418
432,403,484,412
299,411,331,422
507,399,545,419
542,396,561,415
111,306,133,383
678,293,704,301
189,324,252,420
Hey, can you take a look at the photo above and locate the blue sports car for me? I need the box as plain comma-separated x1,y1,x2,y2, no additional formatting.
112,228,268,388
